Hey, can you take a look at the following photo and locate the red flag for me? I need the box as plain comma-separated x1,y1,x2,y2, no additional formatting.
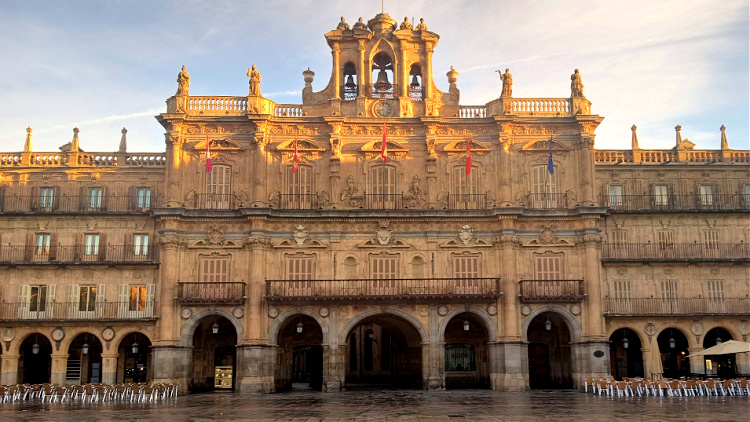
206,134,213,173
292,135,299,173
381,121,388,162
465,137,472,176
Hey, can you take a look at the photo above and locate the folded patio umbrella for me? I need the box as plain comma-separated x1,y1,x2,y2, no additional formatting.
687,340,750,357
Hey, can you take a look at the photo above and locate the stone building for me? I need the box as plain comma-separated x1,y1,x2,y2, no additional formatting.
0,12,748,393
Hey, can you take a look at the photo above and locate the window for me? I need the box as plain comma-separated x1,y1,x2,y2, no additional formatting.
35,233,51,255
703,230,719,257
206,165,232,208
134,234,149,256
653,185,669,206
201,257,229,282
129,285,147,311
40,187,54,209
657,230,674,249
117,284,154,317
368,165,397,208
610,230,628,250
88,188,103,209
660,280,678,299
744,185,750,209
371,255,398,294
136,188,151,209
288,255,315,295
30,285,48,312
699,185,713,206
706,280,724,301
84,234,100,256
609,185,624,206
451,166,480,208
79,286,97,312
612,280,632,313
613,280,631,299
285,165,314,208
530,165,558,208
454,255,479,293
534,255,562,280
445,343,476,371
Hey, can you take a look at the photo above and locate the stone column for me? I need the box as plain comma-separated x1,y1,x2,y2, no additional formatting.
332,44,341,99
100,351,119,384
425,305,444,390
245,237,269,341
50,351,68,385
577,136,596,205
497,132,512,204
358,41,366,96
0,352,19,384
324,305,342,392
236,344,275,393
399,49,408,98
581,232,605,338
424,47,434,99
490,341,527,391
151,345,191,394
156,237,182,344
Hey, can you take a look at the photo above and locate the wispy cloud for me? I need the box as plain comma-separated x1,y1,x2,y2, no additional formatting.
34,109,163,134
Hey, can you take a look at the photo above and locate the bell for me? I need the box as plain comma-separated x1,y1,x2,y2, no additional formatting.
410,75,420,87
345,74,356,88
375,69,390,85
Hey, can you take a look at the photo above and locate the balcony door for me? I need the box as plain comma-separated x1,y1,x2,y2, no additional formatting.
286,165,313,209
531,165,557,208
369,165,396,208
371,255,397,295
117,284,155,319
206,165,232,209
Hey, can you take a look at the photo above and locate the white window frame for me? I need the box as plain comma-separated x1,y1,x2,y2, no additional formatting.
134,234,149,256
608,185,624,206
699,185,713,206
653,185,669,206
40,187,54,209
84,234,100,258
117,284,154,318
136,187,151,209
35,233,51,259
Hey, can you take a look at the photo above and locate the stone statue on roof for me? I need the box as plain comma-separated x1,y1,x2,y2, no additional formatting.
248,64,262,96
337,17,350,30
415,18,428,31
353,17,367,30
399,17,413,30
176,65,190,96
571,69,584,97
499,68,512,97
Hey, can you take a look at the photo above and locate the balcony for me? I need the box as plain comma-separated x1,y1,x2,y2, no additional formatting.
363,84,398,99
0,301,156,322
0,245,159,265
442,194,490,210
605,298,750,316
601,193,750,212
364,193,404,210
525,193,571,209
265,278,501,304
602,242,749,262
177,282,246,305
519,279,584,302
0,195,156,214
189,193,238,210
274,194,321,210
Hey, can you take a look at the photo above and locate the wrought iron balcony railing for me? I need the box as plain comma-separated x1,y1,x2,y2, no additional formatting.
265,277,501,303
605,298,750,316
519,279,584,302
274,194,321,210
364,193,404,210
601,193,750,212
0,301,156,321
602,242,749,261
525,193,571,209
0,245,159,264
187,193,238,210
0,195,156,214
177,282,246,305
363,84,398,99
442,194,490,210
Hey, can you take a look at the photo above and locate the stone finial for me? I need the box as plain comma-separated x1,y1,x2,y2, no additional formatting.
119,127,127,153
446,66,458,84
24,126,32,152
71,127,80,152
720,125,729,150
353,17,367,30
675,125,683,149
630,125,639,149
302,67,315,85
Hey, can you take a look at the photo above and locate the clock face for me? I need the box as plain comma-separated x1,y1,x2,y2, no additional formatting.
374,101,392,117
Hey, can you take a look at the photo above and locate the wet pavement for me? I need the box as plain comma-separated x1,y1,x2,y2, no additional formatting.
2,389,749,421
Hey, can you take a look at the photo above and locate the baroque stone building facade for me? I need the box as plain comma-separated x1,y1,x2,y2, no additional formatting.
0,13,748,393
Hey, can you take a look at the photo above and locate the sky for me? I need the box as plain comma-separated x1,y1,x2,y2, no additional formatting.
0,0,747,153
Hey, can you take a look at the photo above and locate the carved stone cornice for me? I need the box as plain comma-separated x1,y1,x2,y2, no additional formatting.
159,236,186,250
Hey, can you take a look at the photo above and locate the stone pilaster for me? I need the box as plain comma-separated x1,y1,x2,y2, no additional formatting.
490,341,528,391
100,351,119,384
236,344,275,393
50,351,68,385
151,345,192,394
0,353,19,384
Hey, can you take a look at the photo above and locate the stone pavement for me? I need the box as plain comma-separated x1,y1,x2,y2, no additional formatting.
1,389,749,421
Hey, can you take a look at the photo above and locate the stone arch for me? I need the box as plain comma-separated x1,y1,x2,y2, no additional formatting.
437,305,498,342
268,307,329,346
521,305,581,342
58,328,104,352
337,307,428,345
114,329,155,349
607,324,647,348
179,308,244,347
13,331,52,354
702,324,741,345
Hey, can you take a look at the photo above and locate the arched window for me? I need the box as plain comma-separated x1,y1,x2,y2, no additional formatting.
343,62,358,101
370,53,394,99
408,64,423,101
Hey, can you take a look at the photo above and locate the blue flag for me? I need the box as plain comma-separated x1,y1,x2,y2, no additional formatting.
547,142,554,175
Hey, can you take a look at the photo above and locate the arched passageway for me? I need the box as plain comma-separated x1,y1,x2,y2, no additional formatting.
117,332,152,383
656,328,689,379
703,327,735,378
527,312,572,389
19,334,52,384
609,328,643,380
345,313,422,389
276,314,324,391
190,316,237,392
444,312,490,389
67,333,103,384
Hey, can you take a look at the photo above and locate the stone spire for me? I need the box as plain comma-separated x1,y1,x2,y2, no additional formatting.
630,125,639,149
119,127,127,153
24,126,32,152
71,127,80,152
674,125,683,149
720,125,729,150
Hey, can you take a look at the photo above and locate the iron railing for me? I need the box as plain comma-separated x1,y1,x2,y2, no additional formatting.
341,85,358,101
0,301,156,321
0,195,156,214
265,277,501,303
177,282,246,305
526,193,570,209
601,193,750,212
602,242,749,261
190,194,238,210
519,279,584,302
605,298,750,315
0,245,158,264
408,86,424,101
363,84,398,99
444,194,489,210
364,193,404,210
275,194,321,210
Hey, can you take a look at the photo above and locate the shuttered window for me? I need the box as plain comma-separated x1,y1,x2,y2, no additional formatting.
201,258,229,282
707,280,724,301
371,255,398,294
534,256,562,280
454,255,479,293
657,231,674,249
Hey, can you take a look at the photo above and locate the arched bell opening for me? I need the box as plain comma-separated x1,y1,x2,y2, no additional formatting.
190,315,238,392
117,332,152,383
342,61,358,101
443,312,490,389
656,328,689,379
370,53,395,99
608,328,643,380
276,314,324,391
408,64,423,101
345,313,422,389
19,333,52,384
702,327,735,379
67,332,103,384
526,312,573,389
